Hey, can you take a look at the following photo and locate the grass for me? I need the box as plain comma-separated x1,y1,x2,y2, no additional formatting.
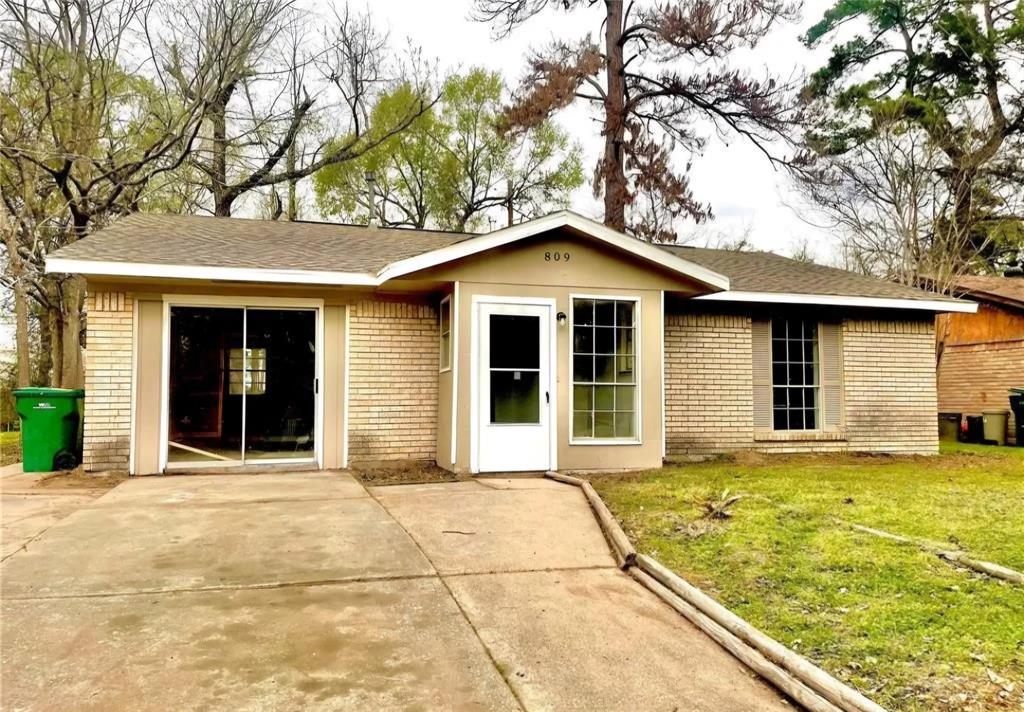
591,444,1024,712
0,430,21,467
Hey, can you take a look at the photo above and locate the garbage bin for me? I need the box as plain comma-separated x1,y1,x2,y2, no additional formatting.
1010,388,1024,447
13,388,85,472
963,415,985,443
982,410,1008,446
937,413,961,442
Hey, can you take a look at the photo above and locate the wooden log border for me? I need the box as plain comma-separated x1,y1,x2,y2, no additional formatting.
544,471,888,712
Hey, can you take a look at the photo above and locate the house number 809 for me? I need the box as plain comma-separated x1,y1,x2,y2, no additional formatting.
544,251,570,262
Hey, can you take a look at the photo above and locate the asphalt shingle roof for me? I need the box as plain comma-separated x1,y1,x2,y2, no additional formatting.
52,213,470,274
660,245,961,303
948,275,1024,310
51,212,960,303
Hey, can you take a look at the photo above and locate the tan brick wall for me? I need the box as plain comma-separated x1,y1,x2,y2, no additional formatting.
665,313,939,456
937,340,1023,444
664,313,754,452
83,291,134,472
348,298,439,462
843,320,938,454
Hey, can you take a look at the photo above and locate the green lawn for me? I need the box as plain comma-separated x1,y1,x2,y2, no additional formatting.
0,430,21,467
591,444,1024,711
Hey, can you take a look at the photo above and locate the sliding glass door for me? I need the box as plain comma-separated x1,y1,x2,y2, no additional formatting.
167,305,317,467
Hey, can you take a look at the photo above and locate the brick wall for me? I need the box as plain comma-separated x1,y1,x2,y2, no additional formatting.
664,313,754,453
347,299,439,462
83,291,134,472
937,340,1023,444
665,313,939,456
843,320,938,454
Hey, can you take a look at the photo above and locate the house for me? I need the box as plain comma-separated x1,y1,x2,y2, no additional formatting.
44,211,975,475
936,275,1024,444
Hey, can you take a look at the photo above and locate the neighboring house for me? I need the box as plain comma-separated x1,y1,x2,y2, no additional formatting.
45,212,975,475
936,275,1024,444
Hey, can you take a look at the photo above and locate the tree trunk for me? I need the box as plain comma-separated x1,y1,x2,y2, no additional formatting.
34,303,51,385
49,305,63,388
1,212,31,386
601,0,628,231
210,92,232,217
506,178,514,227
59,276,86,389
286,139,298,221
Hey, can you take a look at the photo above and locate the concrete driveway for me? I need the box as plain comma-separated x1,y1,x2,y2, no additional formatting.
1,472,791,711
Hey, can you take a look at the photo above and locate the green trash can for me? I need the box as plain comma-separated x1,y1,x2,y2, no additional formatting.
13,387,85,472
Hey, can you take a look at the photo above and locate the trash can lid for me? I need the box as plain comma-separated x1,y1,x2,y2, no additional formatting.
13,387,85,398
1011,387,1024,395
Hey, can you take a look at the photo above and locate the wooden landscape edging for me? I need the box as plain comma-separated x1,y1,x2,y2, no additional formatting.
845,522,1024,585
543,471,889,712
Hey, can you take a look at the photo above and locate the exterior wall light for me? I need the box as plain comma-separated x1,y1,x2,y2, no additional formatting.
557,311,567,326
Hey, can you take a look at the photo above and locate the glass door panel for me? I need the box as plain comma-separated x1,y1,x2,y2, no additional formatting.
168,307,244,464
488,314,541,424
242,309,316,461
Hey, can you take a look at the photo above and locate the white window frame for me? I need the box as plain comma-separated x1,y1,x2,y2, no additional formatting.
770,318,821,433
159,294,325,471
439,294,452,373
569,293,642,446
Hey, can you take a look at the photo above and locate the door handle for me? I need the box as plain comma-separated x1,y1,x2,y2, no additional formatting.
545,391,550,404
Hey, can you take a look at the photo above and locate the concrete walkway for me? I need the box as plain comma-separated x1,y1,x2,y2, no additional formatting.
1,472,791,711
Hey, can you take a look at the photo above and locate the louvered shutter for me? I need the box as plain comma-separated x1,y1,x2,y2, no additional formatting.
819,322,844,431
752,319,773,431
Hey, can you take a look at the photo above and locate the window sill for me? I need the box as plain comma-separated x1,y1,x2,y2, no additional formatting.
753,430,846,443
570,438,643,446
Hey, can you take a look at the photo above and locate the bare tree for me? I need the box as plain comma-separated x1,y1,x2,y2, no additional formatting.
474,0,800,239
0,0,215,386
791,124,1001,294
161,0,430,217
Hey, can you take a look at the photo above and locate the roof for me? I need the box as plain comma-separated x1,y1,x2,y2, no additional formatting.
49,213,470,275
948,275,1024,311
46,211,975,312
46,211,731,291
660,246,968,308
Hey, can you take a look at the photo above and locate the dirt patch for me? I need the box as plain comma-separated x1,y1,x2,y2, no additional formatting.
35,467,127,491
349,461,468,486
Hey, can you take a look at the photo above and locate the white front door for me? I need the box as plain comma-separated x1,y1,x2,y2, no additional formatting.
476,301,553,472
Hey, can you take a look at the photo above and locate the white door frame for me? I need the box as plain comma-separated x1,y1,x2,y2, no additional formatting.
469,295,558,474
159,295,325,471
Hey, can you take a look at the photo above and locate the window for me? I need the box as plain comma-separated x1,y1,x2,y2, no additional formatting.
439,295,451,371
572,297,637,440
228,348,266,396
771,319,819,430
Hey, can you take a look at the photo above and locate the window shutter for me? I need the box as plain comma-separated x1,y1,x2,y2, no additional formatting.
819,322,844,431
752,319,772,430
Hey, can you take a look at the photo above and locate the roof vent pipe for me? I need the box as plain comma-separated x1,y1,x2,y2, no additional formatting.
364,171,378,229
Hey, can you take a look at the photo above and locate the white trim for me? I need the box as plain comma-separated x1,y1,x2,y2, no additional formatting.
159,299,170,472
342,304,351,469
469,294,558,474
449,282,460,467
48,211,731,292
128,297,139,476
158,294,325,472
660,290,666,460
438,294,452,373
378,211,730,290
47,257,377,286
695,290,978,313
165,456,317,471
568,293,643,446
